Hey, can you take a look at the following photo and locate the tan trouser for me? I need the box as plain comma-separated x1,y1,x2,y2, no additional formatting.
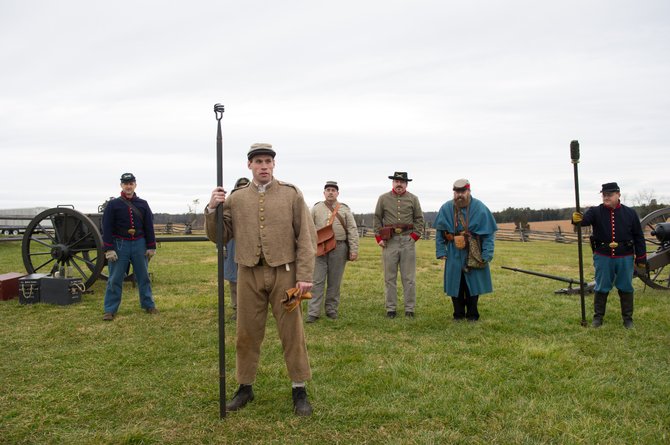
235,262,311,384
382,234,417,312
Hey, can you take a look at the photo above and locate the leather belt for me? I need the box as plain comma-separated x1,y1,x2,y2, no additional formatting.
389,224,413,234
591,239,633,249
443,231,468,242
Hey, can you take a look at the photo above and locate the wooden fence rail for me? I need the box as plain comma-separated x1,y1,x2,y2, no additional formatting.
358,227,589,244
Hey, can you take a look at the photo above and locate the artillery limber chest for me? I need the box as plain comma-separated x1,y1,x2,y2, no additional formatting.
18,273,48,304
40,277,83,305
19,274,82,305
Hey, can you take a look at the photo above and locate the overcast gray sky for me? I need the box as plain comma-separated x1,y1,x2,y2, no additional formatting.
1,0,668,215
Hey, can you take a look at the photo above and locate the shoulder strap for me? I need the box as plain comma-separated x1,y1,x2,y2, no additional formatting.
119,197,145,225
325,202,344,227
455,205,469,233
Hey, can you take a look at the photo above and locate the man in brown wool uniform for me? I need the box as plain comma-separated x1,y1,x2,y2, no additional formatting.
206,143,317,416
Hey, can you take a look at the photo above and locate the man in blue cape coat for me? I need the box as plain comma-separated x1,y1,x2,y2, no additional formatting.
435,179,497,321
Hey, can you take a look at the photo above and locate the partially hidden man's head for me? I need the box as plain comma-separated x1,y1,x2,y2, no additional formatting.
234,177,250,188
452,178,471,208
247,143,276,185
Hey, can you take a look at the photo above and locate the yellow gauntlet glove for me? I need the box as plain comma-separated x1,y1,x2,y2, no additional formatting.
281,288,313,312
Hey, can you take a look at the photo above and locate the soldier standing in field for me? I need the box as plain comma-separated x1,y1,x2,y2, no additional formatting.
307,181,359,323
434,179,497,322
572,182,646,328
206,143,317,416
373,171,424,318
101,173,158,321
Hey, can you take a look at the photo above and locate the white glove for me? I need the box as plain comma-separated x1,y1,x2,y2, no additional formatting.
105,250,118,262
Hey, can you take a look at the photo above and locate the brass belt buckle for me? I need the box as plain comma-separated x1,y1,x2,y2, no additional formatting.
394,228,402,234
128,228,136,236
609,241,618,248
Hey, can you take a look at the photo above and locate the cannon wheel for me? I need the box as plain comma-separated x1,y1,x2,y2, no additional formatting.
638,207,670,290
21,207,105,290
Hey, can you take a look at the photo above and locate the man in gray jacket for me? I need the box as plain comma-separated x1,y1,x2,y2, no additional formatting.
307,181,359,323
373,172,424,318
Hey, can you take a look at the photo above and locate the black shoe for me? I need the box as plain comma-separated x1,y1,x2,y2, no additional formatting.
623,319,634,329
405,312,414,318
305,315,318,323
226,385,254,412
386,311,396,319
292,387,313,416
326,312,338,320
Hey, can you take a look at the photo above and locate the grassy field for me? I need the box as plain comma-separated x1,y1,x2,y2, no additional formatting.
1,237,669,444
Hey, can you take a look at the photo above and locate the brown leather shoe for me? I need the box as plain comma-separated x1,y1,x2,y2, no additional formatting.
292,387,313,416
145,307,159,314
226,385,254,412
102,312,115,321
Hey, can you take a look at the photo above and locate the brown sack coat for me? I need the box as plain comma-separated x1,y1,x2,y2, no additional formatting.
206,180,317,283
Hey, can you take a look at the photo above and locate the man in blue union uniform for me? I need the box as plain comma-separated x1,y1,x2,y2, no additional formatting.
101,173,158,321
572,182,647,329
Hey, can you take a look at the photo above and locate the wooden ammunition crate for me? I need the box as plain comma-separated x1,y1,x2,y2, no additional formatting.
0,272,26,300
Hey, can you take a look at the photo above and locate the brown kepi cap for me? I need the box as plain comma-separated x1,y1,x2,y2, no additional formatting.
247,143,276,160
388,171,412,182
453,178,470,191
324,181,339,190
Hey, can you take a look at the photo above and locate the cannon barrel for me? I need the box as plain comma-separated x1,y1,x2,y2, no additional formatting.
651,223,670,244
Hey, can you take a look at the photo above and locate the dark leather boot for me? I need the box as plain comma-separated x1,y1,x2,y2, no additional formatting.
619,290,634,329
292,387,313,416
451,296,466,320
226,384,254,412
592,292,608,328
465,295,480,321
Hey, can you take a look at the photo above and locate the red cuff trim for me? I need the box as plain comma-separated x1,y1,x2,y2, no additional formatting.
410,232,420,241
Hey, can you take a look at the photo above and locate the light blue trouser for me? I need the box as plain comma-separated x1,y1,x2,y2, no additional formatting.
593,254,635,293
103,237,154,313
